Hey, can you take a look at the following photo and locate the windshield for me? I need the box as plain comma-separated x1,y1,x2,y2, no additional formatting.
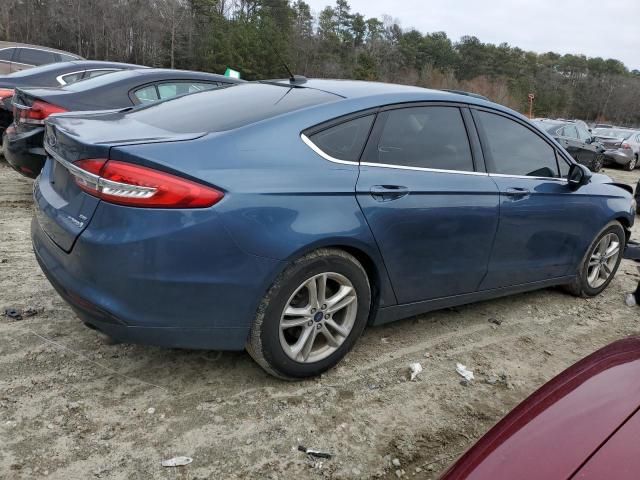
126,82,340,133
593,128,632,139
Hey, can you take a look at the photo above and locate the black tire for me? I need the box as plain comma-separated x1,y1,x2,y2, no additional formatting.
625,155,637,171
247,248,371,379
565,221,625,297
591,155,603,173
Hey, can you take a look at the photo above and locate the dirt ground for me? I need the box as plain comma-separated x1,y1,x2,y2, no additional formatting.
1,159,639,480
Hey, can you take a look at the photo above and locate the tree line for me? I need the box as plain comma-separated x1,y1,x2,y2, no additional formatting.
1,0,639,125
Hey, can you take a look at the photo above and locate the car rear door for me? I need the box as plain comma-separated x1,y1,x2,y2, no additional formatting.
355,104,500,304
473,108,586,289
0,47,16,74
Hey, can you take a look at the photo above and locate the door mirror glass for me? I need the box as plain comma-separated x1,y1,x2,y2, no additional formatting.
568,163,592,189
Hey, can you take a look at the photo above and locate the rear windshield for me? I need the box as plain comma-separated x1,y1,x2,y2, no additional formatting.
125,82,340,133
64,70,137,91
6,62,76,77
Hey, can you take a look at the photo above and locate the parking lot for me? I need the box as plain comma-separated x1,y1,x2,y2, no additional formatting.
1,159,639,479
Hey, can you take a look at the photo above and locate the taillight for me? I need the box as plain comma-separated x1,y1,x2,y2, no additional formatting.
69,159,223,208
0,88,14,101
14,100,67,125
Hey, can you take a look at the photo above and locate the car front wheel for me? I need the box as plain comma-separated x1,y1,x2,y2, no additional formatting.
247,249,371,379
565,221,625,297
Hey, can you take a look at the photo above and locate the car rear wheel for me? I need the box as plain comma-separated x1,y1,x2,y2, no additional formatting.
625,155,637,171
247,249,371,379
565,221,625,297
591,154,603,172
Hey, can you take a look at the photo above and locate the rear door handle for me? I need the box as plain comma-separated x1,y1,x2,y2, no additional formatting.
505,187,530,198
370,185,410,202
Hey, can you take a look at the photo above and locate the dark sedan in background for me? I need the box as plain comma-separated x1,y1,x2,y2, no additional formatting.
533,119,605,171
440,337,640,479
0,60,145,136
3,68,242,177
593,127,640,170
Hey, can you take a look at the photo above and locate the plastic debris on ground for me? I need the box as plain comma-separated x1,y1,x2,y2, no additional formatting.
456,363,474,382
3,306,43,321
161,456,193,467
409,362,423,381
298,445,332,459
625,293,638,307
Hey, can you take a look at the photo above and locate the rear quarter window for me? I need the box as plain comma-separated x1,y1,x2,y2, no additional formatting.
125,83,340,133
307,115,374,161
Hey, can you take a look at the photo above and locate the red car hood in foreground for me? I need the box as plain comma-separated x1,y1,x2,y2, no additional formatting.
440,337,640,480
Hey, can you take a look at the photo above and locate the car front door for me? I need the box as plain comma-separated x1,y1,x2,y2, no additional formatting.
356,104,500,304
473,109,586,290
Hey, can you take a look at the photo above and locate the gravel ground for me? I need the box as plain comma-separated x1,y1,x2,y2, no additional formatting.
1,159,639,479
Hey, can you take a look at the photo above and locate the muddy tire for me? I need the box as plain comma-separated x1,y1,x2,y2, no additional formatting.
564,221,625,297
247,249,371,379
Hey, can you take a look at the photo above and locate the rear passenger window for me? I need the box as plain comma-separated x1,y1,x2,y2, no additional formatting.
308,115,374,162
16,48,56,66
365,106,474,171
59,72,85,85
476,111,559,178
134,85,159,103
85,69,117,79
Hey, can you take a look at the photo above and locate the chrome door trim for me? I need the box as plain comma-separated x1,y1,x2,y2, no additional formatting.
360,161,489,176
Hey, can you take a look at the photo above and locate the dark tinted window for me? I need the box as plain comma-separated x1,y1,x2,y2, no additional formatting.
16,48,56,66
309,115,374,161
366,106,473,171
477,111,558,178
0,48,14,61
127,83,340,133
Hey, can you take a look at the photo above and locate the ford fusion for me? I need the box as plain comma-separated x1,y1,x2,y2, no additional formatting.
31,79,635,379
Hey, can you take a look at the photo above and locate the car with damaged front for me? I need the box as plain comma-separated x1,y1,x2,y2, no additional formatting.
31,79,636,379
593,127,640,171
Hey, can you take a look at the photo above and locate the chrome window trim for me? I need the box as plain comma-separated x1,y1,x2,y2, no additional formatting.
360,161,487,176
489,172,568,182
300,133,359,166
56,68,120,86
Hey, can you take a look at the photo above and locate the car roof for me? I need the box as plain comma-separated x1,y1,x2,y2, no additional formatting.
0,41,82,58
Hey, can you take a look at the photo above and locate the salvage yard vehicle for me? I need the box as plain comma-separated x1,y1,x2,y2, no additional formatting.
593,128,640,171
0,41,82,74
3,68,242,177
533,119,605,172
439,336,640,480
31,79,635,379
0,61,145,137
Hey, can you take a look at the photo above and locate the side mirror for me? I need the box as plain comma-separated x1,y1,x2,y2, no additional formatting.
568,163,592,190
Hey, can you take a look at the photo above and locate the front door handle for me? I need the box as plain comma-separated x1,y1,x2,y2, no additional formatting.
370,185,410,202
505,187,530,198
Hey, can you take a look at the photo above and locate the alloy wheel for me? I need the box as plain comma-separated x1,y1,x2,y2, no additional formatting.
279,272,358,363
586,233,621,288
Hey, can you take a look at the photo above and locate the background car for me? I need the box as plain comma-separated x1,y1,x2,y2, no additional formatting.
0,41,82,74
439,337,640,480
533,119,605,171
31,80,634,379
0,60,146,137
593,127,640,170
3,68,242,177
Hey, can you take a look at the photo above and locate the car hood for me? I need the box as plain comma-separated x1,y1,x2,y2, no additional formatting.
439,337,640,480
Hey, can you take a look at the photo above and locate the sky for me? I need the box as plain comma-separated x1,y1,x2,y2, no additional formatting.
305,0,640,71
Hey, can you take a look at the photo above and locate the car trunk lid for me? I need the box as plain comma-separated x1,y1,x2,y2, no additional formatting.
34,115,205,252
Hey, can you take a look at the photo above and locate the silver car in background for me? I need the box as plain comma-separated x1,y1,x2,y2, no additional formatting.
593,128,640,170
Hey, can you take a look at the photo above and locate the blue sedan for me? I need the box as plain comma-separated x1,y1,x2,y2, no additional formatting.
31,79,635,378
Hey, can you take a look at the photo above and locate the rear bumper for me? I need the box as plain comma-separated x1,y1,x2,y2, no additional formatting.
31,202,283,350
3,125,46,178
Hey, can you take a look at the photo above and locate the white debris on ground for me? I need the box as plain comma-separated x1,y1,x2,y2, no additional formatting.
456,363,474,382
409,362,423,381
161,456,193,467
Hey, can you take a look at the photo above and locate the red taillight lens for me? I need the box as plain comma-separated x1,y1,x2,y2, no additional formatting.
14,100,67,125
70,159,223,208
0,88,14,101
